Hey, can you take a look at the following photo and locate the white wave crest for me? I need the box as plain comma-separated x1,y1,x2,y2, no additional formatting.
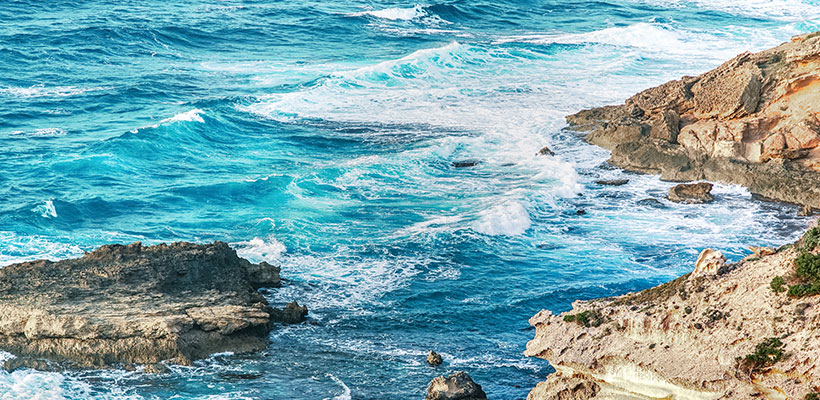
161,108,205,124
326,374,352,400
473,201,532,236
0,85,110,98
9,128,67,137
32,200,57,219
233,236,287,263
353,5,427,21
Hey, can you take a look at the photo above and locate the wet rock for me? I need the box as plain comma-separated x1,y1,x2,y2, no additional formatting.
799,205,815,216
270,301,308,324
575,209,586,215
667,182,714,204
427,350,443,366
2,357,57,372
0,241,295,370
426,371,487,400
452,160,481,168
144,363,169,374
595,179,629,186
537,145,555,156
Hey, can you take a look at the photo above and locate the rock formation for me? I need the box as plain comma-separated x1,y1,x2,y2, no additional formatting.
667,182,714,203
525,229,820,399
427,350,443,366
0,241,305,371
426,371,488,400
567,31,820,207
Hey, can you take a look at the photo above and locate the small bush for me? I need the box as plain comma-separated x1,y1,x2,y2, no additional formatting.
563,310,604,327
788,282,820,298
771,276,787,293
795,252,820,282
806,393,819,400
802,227,820,252
743,337,785,372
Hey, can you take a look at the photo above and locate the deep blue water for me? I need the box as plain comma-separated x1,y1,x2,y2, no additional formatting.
2,1,820,399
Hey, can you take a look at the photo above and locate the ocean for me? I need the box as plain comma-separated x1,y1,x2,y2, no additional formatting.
1,0,819,398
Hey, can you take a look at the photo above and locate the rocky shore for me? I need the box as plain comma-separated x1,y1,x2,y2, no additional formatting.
567,31,820,208
0,241,305,371
522,31,820,399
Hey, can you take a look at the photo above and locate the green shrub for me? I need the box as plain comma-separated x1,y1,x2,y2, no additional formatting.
771,276,787,293
795,252,820,282
802,227,820,252
788,283,820,298
806,393,819,400
563,310,604,327
743,337,785,372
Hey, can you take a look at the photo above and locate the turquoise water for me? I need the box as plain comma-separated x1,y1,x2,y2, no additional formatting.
2,1,820,398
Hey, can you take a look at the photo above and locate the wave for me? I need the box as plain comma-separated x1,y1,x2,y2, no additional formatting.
473,200,532,236
9,128,67,137
233,236,287,263
351,5,427,21
32,200,58,218
638,0,820,21
160,108,205,124
0,85,111,99
326,374,352,400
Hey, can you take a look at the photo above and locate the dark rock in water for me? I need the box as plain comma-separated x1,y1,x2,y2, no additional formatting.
2,357,58,372
667,182,714,203
0,241,295,370
595,179,629,186
576,209,586,215
537,145,555,156
427,350,443,366
144,363,169,374
452,160,481,168
426,371,487,400
270,300,308,324
637,198,665,208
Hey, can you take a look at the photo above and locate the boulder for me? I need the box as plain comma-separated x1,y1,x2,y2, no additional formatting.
693,248,726,277
427,350,443,366
537,146,555,156
0,241,295,370
426,371,487,400
270,301,308,324
595,179,629,186
667,182,714,203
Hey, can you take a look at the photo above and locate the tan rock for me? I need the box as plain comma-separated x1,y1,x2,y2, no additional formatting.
693,248,725,276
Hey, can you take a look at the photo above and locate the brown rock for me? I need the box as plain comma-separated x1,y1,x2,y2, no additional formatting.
0,241,294,370
427,350,443,366
693,248,725,277
537,145,555,156
426,371,487,400
649,109,680,143
667,182,714,203
595,179,629,186
270,301,308,324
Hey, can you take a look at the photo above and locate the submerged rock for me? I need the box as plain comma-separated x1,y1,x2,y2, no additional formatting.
452,160,482,168
426,371,487,400
525,229,820,399
537,145,555,156
566,31,820,207
270,300,308,324
0,241,298,370
667,182,714,203
427,350,443,366
595,178,629,186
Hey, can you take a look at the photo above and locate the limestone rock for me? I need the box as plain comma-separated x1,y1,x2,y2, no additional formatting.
426,371,487,400
537,145,555,156
667,182,714,203
427,350,443,366
0,241,295,370
693,248,725,277
525,231,820,399
595,179,629,186
566,30,820,207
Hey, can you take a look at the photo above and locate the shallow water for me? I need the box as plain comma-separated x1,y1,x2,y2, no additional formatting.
1,0,820,398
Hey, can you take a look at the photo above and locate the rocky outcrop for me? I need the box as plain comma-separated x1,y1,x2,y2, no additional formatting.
567,31,820,207
525,231,820,399
667,182,714,203
426,371,488,400
427,350,443,366
0,241,305,370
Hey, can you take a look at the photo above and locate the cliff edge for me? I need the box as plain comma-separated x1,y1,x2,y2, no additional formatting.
525,229,820,399
567,31,820,207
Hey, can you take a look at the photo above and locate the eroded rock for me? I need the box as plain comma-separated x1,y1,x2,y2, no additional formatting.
567,31,820,207
667,182,714,203
0,241,295,370
427,350,443,366
426,371,487,400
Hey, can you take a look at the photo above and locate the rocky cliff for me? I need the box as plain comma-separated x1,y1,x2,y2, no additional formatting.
0,241,305,370
525,229,820,399
567,31,820,207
